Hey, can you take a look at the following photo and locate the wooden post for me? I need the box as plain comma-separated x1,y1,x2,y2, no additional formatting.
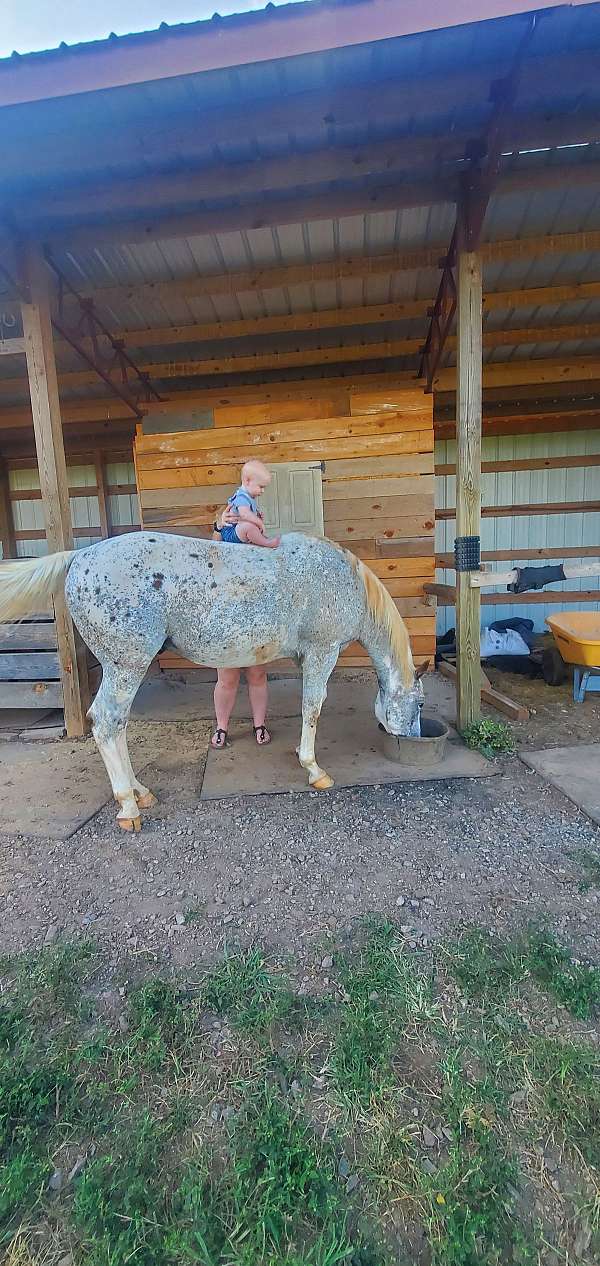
0,460,16,559
20,245,90,737
94,448,110,538
455,249,482,731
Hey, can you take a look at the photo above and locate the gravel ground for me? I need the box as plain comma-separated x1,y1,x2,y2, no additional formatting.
1,734,599,978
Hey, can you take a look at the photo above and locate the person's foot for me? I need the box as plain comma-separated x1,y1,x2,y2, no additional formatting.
211,728,228,749
253,724,271,745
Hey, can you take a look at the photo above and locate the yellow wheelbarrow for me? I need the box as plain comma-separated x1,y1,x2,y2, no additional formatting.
546,612,600,703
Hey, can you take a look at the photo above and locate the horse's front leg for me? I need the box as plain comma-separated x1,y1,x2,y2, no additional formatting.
297,646,339,790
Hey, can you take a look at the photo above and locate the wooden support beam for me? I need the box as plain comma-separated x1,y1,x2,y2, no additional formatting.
0,342,422,396
0,337,25,356
6,323,600,399
1,367,599,436
21,110,600,230
436,453,600,476
19,245,90,737
0,460,16,558
436,411,600,441
34,231,599,317
438,659,529,722
483,280,600,315
48,231,600,315
431,587,600,606
455,250,482,732
44,177,455,250
435,356,600,391
94,449,110,539
469,561,600,588
59,302,433,354
437,546,600,566
40,160,600,251
50,306,600,360
438,499,600,521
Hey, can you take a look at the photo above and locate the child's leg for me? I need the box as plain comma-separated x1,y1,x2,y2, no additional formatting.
236,522,280,548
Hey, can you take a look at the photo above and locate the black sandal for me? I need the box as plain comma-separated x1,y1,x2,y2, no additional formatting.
211,728,229,749
253,725,271,746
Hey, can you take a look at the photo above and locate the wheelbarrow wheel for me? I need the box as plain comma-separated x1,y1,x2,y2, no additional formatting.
542,645,566,686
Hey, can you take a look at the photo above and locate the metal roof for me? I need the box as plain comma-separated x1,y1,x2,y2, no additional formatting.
1,1,588,105
0,1,599,418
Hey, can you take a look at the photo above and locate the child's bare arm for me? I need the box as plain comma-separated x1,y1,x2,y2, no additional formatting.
236,504,264,529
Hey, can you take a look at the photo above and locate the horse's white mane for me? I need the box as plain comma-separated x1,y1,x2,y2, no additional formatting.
323,540,414,688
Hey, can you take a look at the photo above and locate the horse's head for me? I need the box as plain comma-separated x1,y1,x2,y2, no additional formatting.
375,662,428,737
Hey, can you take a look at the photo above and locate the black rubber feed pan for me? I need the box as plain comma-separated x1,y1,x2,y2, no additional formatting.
380,716,449,767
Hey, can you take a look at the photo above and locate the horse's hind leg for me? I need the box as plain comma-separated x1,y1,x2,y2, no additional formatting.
116,732,158,809
297,646,339,790
89,664,150,831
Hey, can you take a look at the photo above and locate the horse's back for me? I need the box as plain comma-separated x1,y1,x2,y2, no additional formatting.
64,530,361,670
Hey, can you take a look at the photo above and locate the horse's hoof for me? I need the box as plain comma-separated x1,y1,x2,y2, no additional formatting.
311,774,334,791
136,791,158,809
118,816,142,833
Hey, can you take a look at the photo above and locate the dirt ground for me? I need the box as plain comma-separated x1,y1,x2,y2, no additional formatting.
1,669,599,980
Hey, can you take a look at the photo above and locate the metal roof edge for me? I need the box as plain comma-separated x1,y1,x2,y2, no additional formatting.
0,0,594,111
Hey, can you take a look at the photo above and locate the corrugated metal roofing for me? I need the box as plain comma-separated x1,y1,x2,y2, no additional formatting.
0,3,599,407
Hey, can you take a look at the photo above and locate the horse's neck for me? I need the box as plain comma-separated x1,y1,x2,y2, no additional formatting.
359,619,397,693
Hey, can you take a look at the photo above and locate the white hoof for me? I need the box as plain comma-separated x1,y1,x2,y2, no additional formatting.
310,773,334,791
135,790,158,809
118,815,141,833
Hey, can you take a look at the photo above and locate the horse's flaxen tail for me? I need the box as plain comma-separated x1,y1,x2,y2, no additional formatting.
0,550,75,623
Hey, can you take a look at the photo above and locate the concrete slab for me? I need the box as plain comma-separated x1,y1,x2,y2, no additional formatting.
0,725,193,840
200,711,493,801
520,745,600,826
0,739,116,839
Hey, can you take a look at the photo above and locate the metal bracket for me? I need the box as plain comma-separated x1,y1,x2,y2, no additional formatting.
454,535,481,572
0,248,164,419
46,252,164,418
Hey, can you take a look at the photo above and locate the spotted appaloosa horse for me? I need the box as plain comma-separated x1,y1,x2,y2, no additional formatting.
0,532,425,830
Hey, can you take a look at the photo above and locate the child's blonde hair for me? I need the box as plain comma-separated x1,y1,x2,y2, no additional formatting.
241,459,271,484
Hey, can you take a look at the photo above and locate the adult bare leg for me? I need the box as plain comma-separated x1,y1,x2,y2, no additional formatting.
297,646,339,789
212,668,241,747
89,663,151,831
245,664,270,744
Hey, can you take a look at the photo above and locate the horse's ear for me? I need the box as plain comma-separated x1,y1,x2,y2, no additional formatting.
415,660,429,680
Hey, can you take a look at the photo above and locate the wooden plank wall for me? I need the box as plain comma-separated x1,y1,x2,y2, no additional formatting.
134,387,435,670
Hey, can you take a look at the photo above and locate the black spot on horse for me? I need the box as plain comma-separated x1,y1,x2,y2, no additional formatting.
152,572,164,590
149,538,156,542
210,581,217,589
190,553,199,559
109,615,116,623
207,561,213,569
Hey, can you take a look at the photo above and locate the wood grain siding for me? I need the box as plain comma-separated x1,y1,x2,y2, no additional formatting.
135,387,435,669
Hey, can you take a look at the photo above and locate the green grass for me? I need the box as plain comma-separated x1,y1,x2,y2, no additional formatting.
200,946,296,1034
448,924,600,1019
1,924,599,1265
331,919,437,1108
573,847,600,892
461,719,516,760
